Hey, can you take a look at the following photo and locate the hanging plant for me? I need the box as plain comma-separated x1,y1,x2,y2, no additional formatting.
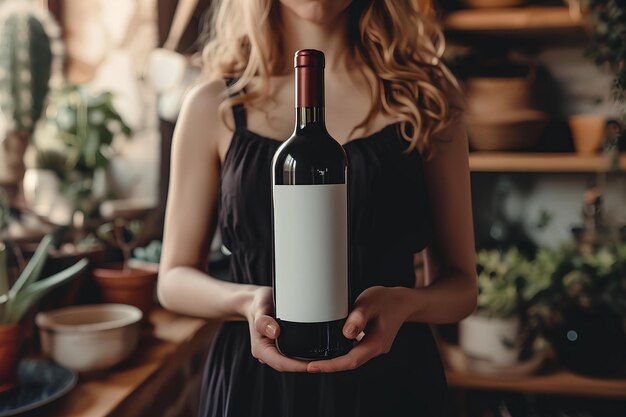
584,0,626,114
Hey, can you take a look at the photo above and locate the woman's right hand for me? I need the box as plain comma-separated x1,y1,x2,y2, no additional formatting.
245,286,310,372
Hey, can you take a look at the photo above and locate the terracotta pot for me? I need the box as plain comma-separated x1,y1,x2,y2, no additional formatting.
568,115,606,154
92,265,157,319
0,322,23,394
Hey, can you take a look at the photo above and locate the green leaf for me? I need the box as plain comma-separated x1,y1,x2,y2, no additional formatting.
84,129,100,168
6,258,88,323
9,234,53,299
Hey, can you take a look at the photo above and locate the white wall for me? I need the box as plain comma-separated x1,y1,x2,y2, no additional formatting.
63,0,160,203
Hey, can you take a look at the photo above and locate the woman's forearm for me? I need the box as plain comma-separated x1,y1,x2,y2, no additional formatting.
157,266,258,321
398,269,477,324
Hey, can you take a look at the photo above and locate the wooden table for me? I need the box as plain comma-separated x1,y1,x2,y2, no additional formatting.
37,309,219,417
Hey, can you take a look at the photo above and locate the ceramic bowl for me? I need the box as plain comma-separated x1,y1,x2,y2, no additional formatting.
36,304,142,372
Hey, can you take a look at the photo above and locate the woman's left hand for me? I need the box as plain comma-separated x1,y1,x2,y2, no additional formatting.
306,286,410,373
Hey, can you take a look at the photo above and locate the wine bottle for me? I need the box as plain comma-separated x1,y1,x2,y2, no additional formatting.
271,49,352,360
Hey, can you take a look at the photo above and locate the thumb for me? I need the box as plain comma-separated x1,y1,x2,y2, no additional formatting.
343,307,369,339
255,314,280,339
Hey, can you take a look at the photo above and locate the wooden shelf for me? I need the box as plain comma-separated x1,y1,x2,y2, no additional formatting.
447,368,626,399
469,152,626,173
444,6,585,33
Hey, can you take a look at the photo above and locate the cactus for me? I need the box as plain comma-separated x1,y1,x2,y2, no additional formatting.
0,0,63,134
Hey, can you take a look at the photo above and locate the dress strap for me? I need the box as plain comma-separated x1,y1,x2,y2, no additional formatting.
224,77,247,130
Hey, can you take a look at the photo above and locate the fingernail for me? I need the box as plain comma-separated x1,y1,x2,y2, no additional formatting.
265,324,277,338
308,366,320,373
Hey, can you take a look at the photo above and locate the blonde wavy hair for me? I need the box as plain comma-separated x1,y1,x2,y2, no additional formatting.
202,0,459,155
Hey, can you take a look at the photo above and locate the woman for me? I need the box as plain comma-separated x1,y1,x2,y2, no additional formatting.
158,1,477,416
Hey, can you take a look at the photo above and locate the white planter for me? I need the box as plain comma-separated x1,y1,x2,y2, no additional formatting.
459,314,521,365
23,168,109,226
23,169,74,225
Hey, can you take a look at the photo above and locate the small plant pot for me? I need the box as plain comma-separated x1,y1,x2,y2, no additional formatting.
459,314,521,365
568,115,606,155
0,322,23,394
92,264,157,321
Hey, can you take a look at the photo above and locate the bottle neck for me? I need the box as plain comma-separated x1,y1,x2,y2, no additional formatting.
295,64,325,132
296,107,325,130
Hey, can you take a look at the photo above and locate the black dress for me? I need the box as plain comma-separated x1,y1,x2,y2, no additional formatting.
199,90,448,417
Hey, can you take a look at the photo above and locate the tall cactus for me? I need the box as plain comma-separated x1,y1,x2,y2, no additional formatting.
0,0,63,134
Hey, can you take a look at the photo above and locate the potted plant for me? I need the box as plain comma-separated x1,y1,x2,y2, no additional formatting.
0,0,63,199
92,219,157,321
27,84,132,227
530,240,626,376
459,247,556,365
0,233,87,393
129,240,161,274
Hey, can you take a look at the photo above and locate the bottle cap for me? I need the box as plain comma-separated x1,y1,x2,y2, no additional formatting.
294,49,325,68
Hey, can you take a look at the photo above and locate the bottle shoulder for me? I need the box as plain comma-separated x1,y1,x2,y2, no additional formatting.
272,132,347,185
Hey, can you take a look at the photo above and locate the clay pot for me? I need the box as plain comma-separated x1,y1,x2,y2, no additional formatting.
92,265,157,320
465,110,547,151
0,322,23,394
568,115,606,154
466,77,532,116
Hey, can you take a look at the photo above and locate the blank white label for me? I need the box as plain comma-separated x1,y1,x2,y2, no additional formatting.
273,184,349,323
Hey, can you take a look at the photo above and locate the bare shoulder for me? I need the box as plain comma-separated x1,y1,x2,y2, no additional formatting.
179,79,229,125
175,79,232,152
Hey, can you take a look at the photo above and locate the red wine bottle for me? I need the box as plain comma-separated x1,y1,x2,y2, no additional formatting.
271,49,352,360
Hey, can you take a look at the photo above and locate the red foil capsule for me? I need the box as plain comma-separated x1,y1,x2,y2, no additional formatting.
294,49,325,108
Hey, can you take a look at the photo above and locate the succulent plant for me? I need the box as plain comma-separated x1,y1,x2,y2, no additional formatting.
133,240,162,264
0,0,63,134
531,240,626,321
476,247,557,318
0,234,88,325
